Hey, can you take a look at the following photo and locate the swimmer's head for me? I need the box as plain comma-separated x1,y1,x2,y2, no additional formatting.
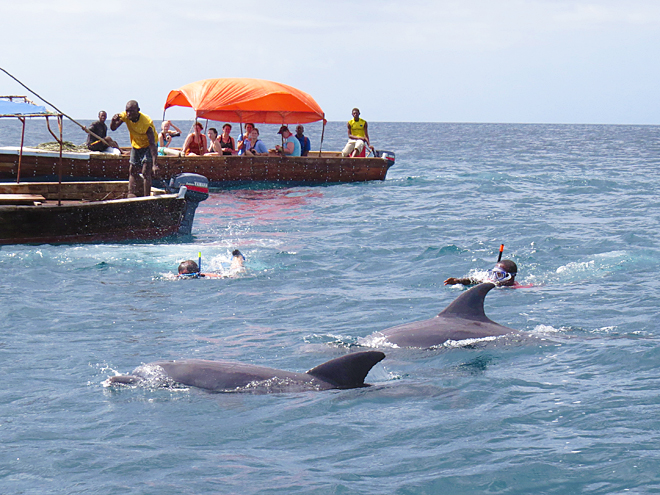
487,259,517,286
232,249,245,260
178,260,200,278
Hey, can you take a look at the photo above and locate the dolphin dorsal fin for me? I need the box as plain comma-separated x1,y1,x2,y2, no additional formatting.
307,351,385,389
438,283,496,322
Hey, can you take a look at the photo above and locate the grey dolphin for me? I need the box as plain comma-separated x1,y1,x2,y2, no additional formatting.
364,283,519,348
107,351,385,393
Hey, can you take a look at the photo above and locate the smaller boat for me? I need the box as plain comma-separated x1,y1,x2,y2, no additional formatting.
0,95,210,245
0,173,209,245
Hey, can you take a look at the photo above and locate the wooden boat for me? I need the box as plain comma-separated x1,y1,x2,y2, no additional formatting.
0,81,396,186
0,146,395,186
0,176,209,245
0,96,210,245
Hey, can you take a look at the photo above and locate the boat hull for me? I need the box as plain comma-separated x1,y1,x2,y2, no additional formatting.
0,182,187,245
0,148,393,186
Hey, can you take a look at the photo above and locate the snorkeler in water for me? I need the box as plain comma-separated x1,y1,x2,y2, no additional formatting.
178,250,245,279
444,259,520,288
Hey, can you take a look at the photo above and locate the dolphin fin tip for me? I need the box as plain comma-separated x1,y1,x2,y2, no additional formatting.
307,351,385,389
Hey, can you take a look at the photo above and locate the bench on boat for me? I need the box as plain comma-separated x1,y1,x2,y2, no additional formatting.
0,193,47,205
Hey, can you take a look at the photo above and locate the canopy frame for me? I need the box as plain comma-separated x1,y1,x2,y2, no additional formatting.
164,78,328,154
0,96,66,204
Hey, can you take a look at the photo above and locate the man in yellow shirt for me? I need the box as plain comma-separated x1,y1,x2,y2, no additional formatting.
110,100,158,197
342,107,373,157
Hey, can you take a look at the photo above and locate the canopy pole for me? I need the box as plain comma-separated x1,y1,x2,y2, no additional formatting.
57,115,63,206
17,116,25,183
318,119,326,157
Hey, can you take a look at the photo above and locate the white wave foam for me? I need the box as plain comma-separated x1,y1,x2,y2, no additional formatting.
357,332,400,349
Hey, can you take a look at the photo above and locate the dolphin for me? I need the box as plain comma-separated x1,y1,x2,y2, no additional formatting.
106,351,385,393
363,283,519,348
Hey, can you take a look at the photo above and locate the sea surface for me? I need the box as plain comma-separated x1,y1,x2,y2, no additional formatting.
1,119,660,494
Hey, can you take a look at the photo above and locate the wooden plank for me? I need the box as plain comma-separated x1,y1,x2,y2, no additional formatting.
0,193,46,205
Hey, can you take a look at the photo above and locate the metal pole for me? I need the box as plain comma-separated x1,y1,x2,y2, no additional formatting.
57,116,63,205
318,119,326,157
17,116,25,183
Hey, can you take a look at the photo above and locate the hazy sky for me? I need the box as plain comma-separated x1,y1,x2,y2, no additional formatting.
2,0,660,124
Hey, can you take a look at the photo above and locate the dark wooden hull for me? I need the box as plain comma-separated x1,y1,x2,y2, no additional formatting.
0,182,187,245
0,148,393,186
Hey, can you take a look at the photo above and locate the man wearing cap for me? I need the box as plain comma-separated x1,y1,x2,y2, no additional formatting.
342,107,373,157
110,100,158,197
274,125,301,157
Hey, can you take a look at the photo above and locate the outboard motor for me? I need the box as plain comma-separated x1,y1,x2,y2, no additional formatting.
373,150,396,166
168,173,210,236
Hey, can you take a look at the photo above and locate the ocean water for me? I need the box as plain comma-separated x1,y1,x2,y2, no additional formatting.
1,119,660,494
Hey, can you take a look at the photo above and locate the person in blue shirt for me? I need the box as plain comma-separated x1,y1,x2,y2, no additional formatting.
236,123,255,155
295,125,311,156
274,125,301,157
244,128,269,156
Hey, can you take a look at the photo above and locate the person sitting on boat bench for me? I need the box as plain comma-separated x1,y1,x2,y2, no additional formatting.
236,123,255,155
208,124,236,155
219,124,236,155
158,120,181,155
85,111,119,152
244,128,269,156
295,125,311,156
110,100,158,197
207,127,220,154
444,260,520,288
274,125,301,157
183,122,207,156
342,107,373,157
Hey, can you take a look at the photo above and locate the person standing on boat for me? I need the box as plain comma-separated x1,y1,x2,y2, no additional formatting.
85,111,119,152
295,125,311,156
274,125,301,157
110,100,158,197
342,108,373,157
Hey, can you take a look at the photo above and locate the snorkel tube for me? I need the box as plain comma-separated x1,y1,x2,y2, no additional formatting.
198,251,202,273
497,244,504,262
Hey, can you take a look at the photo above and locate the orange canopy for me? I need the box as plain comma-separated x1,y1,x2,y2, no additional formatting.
164,78,325,125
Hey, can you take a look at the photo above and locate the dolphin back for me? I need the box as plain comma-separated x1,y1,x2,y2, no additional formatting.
439,283,497,322
107,375,143,385
307,351,385,389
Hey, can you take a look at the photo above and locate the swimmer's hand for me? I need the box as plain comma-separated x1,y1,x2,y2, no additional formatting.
444,278,459,285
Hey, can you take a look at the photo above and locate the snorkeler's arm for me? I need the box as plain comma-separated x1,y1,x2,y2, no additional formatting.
444,277,476,286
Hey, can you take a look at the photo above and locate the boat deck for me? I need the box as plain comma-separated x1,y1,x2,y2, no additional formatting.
0,181,167,206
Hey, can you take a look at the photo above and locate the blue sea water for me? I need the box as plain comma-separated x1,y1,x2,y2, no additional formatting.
1,119,660,494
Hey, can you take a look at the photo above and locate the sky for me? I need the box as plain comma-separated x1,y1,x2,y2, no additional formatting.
2,0,660,124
